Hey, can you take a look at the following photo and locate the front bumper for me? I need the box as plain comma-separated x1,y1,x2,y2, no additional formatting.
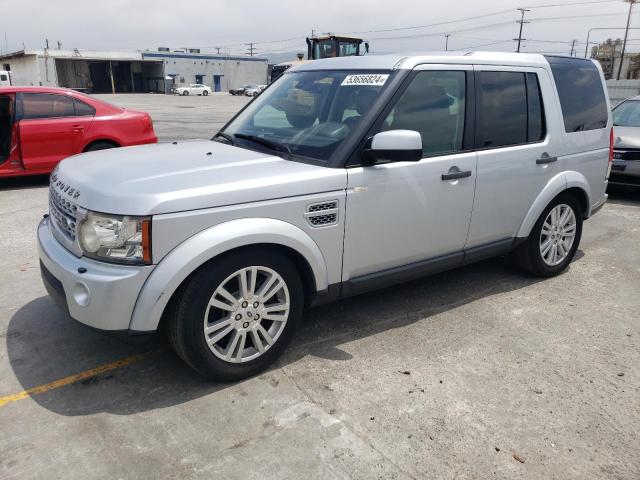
37,217,154,332
609,159,640,187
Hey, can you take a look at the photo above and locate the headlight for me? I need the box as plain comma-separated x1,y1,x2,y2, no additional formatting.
79,211,151,265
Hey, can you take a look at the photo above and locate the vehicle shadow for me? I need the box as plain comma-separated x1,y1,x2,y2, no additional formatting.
6,254,574,416
606,186,640,206
0,175,49,191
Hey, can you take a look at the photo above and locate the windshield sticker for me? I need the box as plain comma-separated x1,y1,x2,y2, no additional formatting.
341,74,389,86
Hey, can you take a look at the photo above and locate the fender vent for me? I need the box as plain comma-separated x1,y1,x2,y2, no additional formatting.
305,200,338,227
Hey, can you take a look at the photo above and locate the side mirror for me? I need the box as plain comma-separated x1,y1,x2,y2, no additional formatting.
363,130,423,164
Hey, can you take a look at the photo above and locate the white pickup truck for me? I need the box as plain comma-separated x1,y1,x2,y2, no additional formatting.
39,52,611,380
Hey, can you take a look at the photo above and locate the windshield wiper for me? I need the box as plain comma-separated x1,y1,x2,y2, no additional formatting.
233,133,291,155
213,132,235,145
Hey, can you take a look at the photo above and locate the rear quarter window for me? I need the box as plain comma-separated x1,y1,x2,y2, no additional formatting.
546,56,608,132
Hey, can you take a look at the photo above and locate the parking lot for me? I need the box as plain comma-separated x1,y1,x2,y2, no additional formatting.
1,93,639,479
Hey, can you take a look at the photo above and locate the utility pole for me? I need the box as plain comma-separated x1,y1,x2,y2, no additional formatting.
570,39,577,56
445,33,451,51
617,0,636,80
514,8,530,53
246,42,255,56
215,47,221,54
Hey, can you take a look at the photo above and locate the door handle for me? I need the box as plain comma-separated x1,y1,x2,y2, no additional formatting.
441,169,472,181
536,153,557,164
71,125,84,132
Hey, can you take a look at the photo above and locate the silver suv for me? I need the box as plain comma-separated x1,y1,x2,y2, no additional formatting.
39,52,612,380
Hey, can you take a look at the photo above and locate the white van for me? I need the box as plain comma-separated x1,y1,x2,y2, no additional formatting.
0,71,11,87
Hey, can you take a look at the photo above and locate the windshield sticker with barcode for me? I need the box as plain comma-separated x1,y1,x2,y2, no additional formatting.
341,74,389,86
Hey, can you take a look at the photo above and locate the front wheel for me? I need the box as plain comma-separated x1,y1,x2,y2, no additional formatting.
203,90,209,96
167,248,304,381
182,90,189,96
513,194,583,277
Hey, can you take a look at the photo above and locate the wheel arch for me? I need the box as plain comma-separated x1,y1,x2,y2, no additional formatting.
129,218,329,333
516,172,591,239
83,138,121,152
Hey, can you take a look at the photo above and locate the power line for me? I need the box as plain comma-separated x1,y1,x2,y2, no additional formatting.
369,20,516,41
353,9,514,34
451,40,514,50
529,12,626,21
524,0,618,7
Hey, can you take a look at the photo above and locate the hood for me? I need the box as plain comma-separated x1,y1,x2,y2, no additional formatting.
613,126,640,149
55,140,346,215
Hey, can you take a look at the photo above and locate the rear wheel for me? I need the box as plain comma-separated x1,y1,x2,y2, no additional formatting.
513,194,583,277
167,248,303,381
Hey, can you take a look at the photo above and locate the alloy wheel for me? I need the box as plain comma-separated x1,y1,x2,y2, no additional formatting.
539,203,577,267
203,266,290,363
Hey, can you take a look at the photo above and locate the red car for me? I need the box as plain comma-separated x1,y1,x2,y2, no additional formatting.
0,86,157,178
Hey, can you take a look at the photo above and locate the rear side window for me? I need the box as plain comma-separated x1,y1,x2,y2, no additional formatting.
477,71,546,148
21,93,75,119
74,99,96,116
546,56,608,132
526,73,545,142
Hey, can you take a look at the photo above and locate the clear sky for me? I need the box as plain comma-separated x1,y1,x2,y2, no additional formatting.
2,0,638,60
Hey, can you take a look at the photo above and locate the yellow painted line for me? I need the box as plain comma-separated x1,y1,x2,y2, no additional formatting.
0,350,157,408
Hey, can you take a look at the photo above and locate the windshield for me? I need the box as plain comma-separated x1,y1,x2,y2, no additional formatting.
613,100,640,127
221,70,393,162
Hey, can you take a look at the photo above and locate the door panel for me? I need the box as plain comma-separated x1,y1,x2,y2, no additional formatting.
18,92,93,170
343,152,477,280
19,116,91,170
342,67,477,281
465,66,564,247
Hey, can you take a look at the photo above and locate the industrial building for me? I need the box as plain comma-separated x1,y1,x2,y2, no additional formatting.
591,38,640,80
0,48,268,93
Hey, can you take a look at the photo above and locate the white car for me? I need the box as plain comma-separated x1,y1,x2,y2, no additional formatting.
244,85,267,97
175,84,212,96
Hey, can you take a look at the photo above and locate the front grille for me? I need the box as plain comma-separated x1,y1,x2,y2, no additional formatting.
609,173,640,186
49,189,78,241
305,200,338,228
613,149,640,161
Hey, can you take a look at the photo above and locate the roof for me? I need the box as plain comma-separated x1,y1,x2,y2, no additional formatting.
0,85,94,96
0,49,155,62
289,51,552,72
311,34,365,41
142,52,268,63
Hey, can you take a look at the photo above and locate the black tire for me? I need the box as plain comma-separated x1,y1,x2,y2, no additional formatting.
203,90,209,96
513,193,583,277
84,141,117,152
183,90,189,96
167,248,304,381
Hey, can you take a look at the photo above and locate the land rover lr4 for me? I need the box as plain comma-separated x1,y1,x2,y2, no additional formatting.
39,53,612,380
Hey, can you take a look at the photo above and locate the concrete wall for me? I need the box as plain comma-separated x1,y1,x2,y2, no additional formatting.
143,52,268,92
606,79,640,106
2,55,41,86
55,59,91,89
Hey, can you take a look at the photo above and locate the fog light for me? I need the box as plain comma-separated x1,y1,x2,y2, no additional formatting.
72,282,90,307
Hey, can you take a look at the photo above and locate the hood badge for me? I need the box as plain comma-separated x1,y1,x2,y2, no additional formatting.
50,172,81,199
